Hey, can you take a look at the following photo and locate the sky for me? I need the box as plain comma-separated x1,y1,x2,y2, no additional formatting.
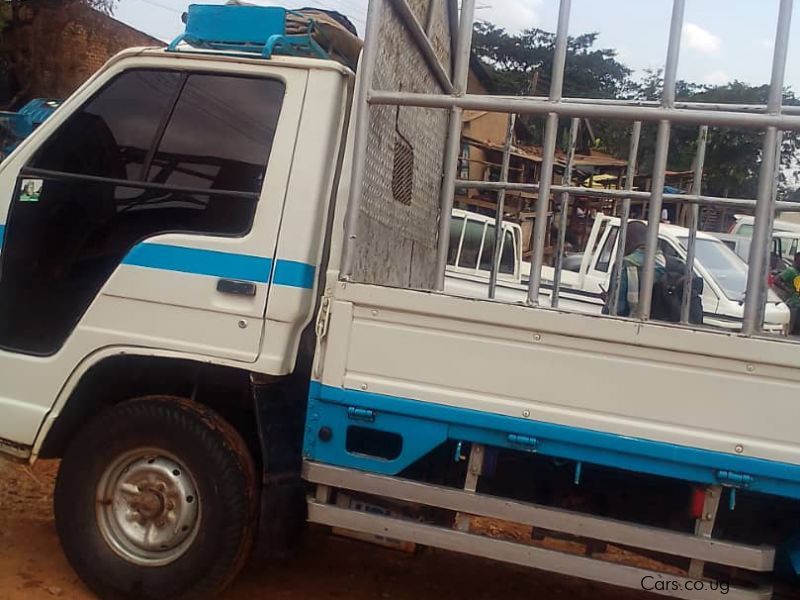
115,0,800,92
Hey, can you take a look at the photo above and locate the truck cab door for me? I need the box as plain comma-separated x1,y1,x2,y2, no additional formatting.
577,215,608,288
659,238,720,316
0,60,307,446
0,64,305,362
584,221,618,294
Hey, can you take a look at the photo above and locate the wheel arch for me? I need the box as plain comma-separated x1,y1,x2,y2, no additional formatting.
35,348,260,461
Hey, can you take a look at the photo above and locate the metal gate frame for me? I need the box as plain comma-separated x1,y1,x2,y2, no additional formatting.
341,0,798,336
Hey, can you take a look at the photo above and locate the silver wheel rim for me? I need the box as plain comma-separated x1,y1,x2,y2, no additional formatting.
96,448,201,567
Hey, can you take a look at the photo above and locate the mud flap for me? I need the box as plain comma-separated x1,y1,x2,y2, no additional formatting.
251,374,309,559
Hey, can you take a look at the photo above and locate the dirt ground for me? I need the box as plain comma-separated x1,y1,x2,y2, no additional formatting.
0,457,669,600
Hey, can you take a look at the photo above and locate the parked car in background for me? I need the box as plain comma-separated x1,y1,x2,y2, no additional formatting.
729,213,800,237
773,231,800,268
714,230,800,271
445,208,522,287
446,210,790,334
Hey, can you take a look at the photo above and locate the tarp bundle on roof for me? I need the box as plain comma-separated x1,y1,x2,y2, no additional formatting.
224,1,362,69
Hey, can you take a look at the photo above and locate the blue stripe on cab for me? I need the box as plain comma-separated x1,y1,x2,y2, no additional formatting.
3,230,314,288
274,259,316,289
123,243,273,283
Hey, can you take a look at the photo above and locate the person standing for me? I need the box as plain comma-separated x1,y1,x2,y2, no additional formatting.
604,221,667,318
777,252,800,333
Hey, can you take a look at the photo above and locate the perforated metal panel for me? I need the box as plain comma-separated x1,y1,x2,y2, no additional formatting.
392,134,414,206
350,0,454,289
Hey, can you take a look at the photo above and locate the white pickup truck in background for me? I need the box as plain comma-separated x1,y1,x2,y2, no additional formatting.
718,214,800,271
730,214,800,237
445,209,790,333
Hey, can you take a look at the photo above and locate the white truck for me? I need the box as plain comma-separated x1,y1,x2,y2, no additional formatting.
730,214,800,237
721,214,800,271
1,2,800,600
446,209,791,333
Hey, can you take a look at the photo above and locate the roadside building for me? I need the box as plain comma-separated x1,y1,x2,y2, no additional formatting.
455,58,631,258
0,0,163,108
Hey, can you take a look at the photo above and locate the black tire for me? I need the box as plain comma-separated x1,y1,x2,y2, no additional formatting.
54,396,258,600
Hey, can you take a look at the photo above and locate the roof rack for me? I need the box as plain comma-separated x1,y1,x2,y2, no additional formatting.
167,4,329,60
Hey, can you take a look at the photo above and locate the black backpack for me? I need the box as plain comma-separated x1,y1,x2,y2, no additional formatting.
650,256,704,324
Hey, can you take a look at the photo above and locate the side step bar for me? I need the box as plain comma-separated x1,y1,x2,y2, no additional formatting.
304,461,774,600
308,501,770,600
303,461,774,571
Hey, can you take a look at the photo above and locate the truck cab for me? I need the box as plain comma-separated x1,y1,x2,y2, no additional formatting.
0,40,352,452
443,208,523,300
0,9,355,596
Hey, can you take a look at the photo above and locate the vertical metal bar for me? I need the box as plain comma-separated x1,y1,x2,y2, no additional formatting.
388,0,454,94
451,0,477,129
609,121,642,316
315,484,332,504
447,0,459,75
680,125,708,324
546,0,570,105
759,132,783,317
434,0,477,290
636,0,685,320
489,113,516,299
339,0,385,279
435,107,464,290
424,0,436,35
687,486,722,578
637,122,670,320
527,0,571,305
551,117,580,308
455,443,485,531
743,0,793,335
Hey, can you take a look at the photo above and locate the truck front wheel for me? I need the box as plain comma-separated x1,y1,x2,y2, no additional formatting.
54,395,258,599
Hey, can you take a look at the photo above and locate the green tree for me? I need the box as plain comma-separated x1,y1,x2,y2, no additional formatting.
597,69,800,199
471,20,800,198
472,22,632,98
471,22,632,145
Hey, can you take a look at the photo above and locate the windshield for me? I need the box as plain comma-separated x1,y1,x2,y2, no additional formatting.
678,237,748,301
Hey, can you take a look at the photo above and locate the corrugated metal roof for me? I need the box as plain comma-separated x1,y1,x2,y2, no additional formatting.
518,144,628,168
463,135,541,162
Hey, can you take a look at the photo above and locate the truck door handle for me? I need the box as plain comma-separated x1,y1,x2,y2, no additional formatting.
216,279,257,296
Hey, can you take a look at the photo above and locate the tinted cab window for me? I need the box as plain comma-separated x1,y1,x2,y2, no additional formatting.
595,226,619,272
0,70,285,355
458,219,485,269
499,229,515,275
32,70,182,181
147,74,283,193
447,216,464,266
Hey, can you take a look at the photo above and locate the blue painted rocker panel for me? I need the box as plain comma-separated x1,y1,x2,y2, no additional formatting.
304,382,800,500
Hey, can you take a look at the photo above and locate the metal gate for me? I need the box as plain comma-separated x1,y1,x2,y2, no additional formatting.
341,0,800,338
